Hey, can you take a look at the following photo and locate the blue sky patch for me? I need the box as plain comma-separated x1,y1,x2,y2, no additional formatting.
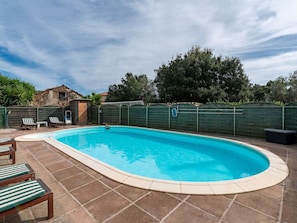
0,47,41,68
0,0,296,94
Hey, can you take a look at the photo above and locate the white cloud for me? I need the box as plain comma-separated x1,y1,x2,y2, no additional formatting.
244,51,297,84
0,0,296,95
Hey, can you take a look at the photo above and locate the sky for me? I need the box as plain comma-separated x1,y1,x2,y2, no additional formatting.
0,0,296,95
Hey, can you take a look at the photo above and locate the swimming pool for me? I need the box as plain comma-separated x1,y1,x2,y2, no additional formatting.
17,126,289,194
54,126,268,182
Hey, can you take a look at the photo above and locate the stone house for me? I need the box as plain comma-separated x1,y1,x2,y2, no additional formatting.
32,85,84,107
100,92,108,102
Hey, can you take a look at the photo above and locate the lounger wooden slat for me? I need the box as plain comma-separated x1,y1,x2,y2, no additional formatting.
0,164,35,187
0,138,16,151
0,146,15,164
0,179,53,219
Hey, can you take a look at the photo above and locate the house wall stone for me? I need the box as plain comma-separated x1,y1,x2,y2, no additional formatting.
32,85,84,107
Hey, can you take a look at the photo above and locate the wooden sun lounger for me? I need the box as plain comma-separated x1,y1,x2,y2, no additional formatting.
0,138,17,151
0,179,53,220
0,146,15,164
0,163,35,187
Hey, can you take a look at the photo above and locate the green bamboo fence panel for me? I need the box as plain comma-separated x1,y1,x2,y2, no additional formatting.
170,104,197,132
129,105,146,127
236,103,282,137
121,105,128,125
197,103,234,135
147,104,170,129
284,104,297,131
101,105,120,125
38,107,64,122
0,106,5,128
2,102,297,140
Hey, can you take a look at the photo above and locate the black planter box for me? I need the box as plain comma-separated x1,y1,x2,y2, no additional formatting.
264,128,296,145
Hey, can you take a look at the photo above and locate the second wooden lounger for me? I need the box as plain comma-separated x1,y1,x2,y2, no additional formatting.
0,163,35,187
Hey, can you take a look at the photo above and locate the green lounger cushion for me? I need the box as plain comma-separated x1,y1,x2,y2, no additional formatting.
0,180,46,212
0,164,31,181
0,146,12,153
0,138,13,143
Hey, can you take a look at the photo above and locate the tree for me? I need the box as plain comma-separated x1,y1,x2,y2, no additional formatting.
266,77,288,102
0,74,36,106
85,92,102,106
251,84,269,101
287,70,297,102
218,57,252,102
154,46,251,103
250,70,297,103
106,73,157,104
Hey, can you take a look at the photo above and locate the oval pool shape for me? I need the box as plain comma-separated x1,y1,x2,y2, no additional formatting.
55,127,268,182
16,126,289,194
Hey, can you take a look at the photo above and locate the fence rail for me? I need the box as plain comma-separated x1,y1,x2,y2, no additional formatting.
1,103,297,139
98,103,297,138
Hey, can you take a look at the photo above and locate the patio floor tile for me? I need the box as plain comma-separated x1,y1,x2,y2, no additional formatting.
135,191,181,220
105,205,159,223
46,159,74,173
282,201,297,223
70,180,110,204
283,187,297,206
60,171,95,191
163,202,219,223
235,191,281,218
84,191,130,222
223,201,277,223
53,192,81,217
258,184,283,200
186,195,232,218
52,165,84,181
54,207,97,223
100,177,121,189
115,184,150,201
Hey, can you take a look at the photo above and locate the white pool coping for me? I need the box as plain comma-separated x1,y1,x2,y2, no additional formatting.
16,127,289,195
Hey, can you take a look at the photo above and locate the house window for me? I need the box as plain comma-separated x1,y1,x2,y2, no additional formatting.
59,92,68,100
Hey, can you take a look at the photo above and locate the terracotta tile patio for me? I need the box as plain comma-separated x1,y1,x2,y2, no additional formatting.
0,127,296,223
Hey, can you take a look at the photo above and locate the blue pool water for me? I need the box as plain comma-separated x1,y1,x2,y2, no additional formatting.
54,126,269,182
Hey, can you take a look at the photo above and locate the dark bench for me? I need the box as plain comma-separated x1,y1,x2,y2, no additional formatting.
264,128,296,145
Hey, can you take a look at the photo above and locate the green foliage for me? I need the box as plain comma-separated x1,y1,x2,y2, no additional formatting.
0,74,36,106
251,84,269,101
251,70,297,104
106,73,157,104
85,92,102,106
154,46,251,103
266,76,288,102
287,70,297,102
